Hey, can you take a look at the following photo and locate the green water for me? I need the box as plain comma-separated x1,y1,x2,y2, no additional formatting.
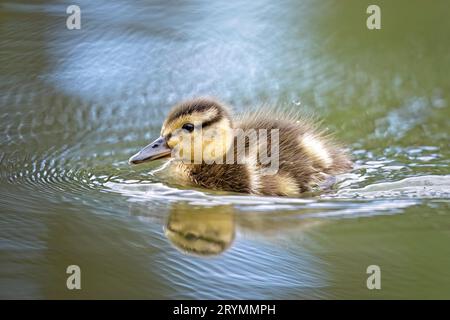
0,0,449,299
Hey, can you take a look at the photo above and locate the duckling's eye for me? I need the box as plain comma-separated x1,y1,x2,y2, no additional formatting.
182,123,195,132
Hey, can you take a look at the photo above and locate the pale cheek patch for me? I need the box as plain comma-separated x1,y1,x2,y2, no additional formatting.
301,134,333,168
202,119,233,162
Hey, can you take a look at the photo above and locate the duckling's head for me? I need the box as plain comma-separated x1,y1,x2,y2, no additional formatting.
129,98,234,165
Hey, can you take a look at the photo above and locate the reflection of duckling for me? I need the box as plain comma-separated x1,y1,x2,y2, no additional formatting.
129,98,352,196
164,205,234,256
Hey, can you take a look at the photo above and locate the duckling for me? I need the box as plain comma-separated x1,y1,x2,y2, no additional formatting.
129,97,352,196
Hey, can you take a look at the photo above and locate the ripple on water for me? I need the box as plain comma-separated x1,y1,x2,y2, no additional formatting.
104,180,423,219
103,146,449,220
336,175,450,200
158,235,327,299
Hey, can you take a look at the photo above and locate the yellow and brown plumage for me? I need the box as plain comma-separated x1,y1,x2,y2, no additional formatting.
129,97,352,196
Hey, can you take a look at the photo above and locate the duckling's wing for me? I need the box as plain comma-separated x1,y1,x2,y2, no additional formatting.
233,104,352,195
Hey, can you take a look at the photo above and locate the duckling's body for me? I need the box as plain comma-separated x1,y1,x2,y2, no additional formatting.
129,98,352,196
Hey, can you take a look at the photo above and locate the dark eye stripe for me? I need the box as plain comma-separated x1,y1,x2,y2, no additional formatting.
201,113,223,128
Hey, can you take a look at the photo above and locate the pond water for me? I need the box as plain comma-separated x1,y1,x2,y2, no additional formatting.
0,0,449,299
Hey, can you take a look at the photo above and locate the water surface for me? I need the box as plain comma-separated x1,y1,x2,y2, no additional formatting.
1,0,449,299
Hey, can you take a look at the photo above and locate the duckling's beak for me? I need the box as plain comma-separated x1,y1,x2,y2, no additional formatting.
128,136,171,165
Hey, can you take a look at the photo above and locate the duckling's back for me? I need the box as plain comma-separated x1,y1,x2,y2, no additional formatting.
234,109,352,196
